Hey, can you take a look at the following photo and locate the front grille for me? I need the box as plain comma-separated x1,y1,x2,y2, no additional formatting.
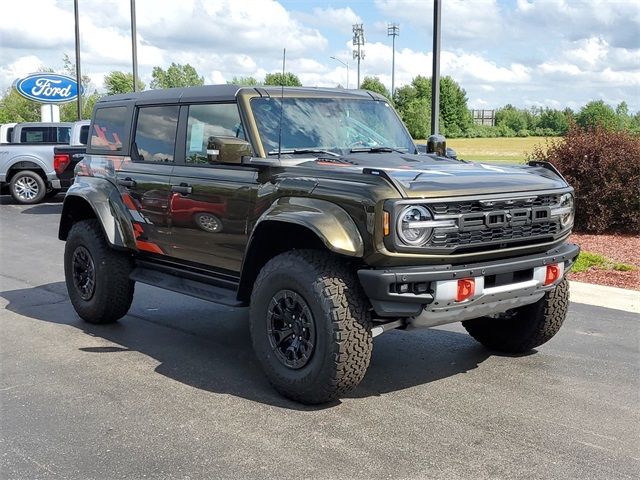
430,194,559,215
431,221,560,248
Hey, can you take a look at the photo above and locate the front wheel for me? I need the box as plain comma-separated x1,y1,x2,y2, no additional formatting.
64,219,135,324
250,250,372,404
462,279,569,353
9,171,46,204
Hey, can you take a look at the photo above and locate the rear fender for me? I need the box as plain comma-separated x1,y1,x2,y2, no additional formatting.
59,176,137,250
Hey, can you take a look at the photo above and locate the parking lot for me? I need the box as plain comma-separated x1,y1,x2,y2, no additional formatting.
1,194,638,479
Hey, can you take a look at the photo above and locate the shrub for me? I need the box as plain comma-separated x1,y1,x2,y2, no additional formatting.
516,129,530,137
529,126,640,234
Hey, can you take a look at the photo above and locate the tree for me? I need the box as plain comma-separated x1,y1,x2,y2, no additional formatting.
0,88,41,123
263,72,302,87
150,63,204,89
576,100,618,130
359,76,391,100
538,108,569,135
496,104,528,133
401,97,431,139
439,76,472,137
616,101,631,130
104,71,145,95
228,76,260,86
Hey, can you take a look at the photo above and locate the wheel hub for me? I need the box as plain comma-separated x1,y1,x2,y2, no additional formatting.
267,290,316,369
72,246,96,300
14,176,39,201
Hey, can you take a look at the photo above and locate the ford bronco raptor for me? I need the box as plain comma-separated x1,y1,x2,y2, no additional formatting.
59,85,579,404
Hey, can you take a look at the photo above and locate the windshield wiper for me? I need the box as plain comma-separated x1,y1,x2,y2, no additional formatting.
267,148,340,157
350,146,407,154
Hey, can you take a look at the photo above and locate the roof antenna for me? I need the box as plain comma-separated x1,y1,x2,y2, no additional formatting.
277,48,286,162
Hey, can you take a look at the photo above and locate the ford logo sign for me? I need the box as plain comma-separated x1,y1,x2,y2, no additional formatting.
14,73,83,104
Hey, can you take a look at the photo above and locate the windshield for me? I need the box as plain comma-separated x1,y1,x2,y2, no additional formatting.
250,97,416,155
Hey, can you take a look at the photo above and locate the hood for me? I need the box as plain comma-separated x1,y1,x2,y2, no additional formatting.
299,152,567,198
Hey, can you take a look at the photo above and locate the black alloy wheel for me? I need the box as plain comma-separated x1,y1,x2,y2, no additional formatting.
267,290,316,369
72,245,96,300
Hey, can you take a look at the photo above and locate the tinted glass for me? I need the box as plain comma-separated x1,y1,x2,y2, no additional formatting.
133,105,179,163
21,127,50,143
6,127,13,143
251,97,416,155
79,125,89,145
185,103,245,165
90,107,128,151
56,126,71,143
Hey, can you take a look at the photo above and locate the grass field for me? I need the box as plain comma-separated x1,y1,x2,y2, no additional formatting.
416,136,560,163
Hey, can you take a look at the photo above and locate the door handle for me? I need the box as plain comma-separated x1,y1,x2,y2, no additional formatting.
171,183,193,195
117,177,137,188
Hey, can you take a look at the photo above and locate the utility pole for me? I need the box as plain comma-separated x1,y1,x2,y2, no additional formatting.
73,0,82,119
352,24,365,89
130,0,139,92
430,0,441,136
330,56,349,89
387,23,399,98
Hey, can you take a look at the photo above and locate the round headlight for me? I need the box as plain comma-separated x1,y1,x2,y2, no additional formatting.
397,205,432,245
558,193,575,227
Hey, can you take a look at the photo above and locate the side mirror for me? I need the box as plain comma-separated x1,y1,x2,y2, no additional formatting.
446,147,457,160
206,136,252,164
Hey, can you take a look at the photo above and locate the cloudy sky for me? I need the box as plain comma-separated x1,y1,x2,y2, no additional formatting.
1,0,639,111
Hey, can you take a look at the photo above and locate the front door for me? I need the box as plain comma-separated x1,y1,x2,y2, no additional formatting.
116,105,179,256
167,103,258,274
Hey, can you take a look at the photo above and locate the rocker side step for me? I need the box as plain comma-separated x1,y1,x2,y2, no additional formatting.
130,267,246,307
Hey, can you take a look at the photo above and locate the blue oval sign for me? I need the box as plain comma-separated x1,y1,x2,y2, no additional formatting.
14,73,83,104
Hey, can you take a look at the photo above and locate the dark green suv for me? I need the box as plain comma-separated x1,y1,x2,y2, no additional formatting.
59,85,579,404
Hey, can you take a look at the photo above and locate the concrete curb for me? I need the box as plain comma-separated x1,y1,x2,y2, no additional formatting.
569,281,639,314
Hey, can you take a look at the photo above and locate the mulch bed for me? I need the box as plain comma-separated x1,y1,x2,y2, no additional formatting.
568,233,640,291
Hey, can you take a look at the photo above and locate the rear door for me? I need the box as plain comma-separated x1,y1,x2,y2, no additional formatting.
167,103,258,274
115,105,179,256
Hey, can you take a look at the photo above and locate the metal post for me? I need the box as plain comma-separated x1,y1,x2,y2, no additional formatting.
352,24,365,89
131,0,139,92
330,56,349,89
73,0,82,120
430,0,441,135
388,24,399,97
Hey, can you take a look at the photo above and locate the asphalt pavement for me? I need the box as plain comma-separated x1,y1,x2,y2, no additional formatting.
1,194,639,480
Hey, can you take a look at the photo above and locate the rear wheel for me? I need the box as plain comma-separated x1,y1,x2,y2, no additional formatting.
462,280,569,353
64,219,135,324
250,250,372,404
194,212,222,233
9,170,46,204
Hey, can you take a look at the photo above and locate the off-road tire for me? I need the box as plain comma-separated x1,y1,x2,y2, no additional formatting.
250,250,372,404
462,279,569,353
9,170,46,204
64,219,134,324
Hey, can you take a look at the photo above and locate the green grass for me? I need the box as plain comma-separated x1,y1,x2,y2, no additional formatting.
572,251,636,273
415,136,560,163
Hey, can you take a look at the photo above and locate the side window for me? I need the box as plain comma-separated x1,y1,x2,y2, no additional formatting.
6,127,13,143
185,103,245,165
133,106,179,163
79,125,89,145
90,107,128,151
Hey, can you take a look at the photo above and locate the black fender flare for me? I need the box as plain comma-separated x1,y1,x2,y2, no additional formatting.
58,176,137,251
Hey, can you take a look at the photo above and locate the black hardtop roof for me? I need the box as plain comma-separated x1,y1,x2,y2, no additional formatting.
96,84,384,105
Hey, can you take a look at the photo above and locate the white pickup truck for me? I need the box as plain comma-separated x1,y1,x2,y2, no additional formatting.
0,121,89,204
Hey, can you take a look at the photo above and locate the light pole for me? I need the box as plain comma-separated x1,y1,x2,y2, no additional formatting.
73,0,82,119
387,23,399,98
352,24,365,88
431,0,441,136
131,0,139,92
330,56,349,89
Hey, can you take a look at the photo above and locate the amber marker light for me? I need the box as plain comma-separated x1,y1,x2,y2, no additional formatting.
383,211,390,236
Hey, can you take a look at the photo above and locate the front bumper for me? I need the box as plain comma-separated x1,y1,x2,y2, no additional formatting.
358,242,580,327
